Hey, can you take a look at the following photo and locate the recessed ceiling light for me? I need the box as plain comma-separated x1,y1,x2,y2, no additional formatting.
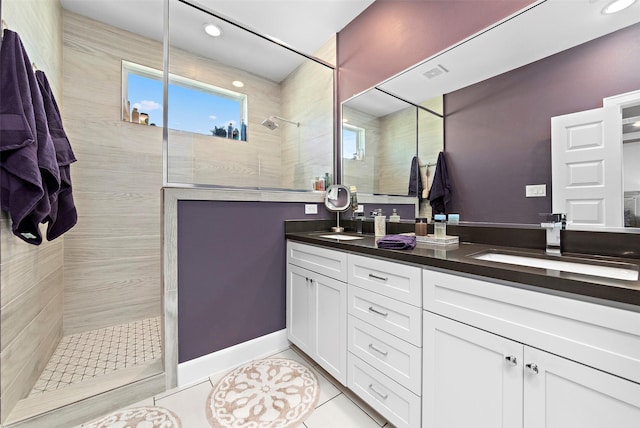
232,80,244,88
203,23,223,37
602,0,636,14
633,120,640,127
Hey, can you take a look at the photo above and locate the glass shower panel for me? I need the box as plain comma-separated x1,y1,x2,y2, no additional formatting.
167,0,334,190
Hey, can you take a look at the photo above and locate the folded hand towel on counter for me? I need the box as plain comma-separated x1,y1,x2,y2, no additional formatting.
376,234,417,250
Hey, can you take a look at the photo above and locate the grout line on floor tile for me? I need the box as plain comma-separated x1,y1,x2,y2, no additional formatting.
342,390,388,427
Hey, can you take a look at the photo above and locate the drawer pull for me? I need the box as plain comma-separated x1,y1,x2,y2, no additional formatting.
368,306,389,317
368,343,389,356
368,273,388,281
368,383,388,400
526,363,539,375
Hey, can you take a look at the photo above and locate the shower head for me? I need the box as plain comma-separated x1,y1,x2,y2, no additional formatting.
260,116,300,130
261,118,279,130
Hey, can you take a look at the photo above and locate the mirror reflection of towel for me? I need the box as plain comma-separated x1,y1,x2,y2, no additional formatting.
408,156,424,201
428,152,451,214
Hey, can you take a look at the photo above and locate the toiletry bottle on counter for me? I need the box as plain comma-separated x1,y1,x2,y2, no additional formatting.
131,107,139,124
240,121,247,141
434,214,447,238
415,218,427,236
374,209,386,236
389,208,400,222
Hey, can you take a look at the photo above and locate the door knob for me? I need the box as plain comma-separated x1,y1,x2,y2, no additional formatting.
526,363,539,375
505,355,518,366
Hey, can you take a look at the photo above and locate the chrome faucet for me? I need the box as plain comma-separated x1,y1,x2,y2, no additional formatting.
541,213,566,255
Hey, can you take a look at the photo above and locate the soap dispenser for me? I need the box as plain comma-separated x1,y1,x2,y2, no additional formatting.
374,209,386,236
389,208,400,223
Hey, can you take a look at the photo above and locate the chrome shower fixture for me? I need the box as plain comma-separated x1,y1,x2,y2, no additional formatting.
260,116,300,130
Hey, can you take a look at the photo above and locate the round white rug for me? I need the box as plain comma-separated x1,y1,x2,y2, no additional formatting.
84,406,181,428
206,358,320,428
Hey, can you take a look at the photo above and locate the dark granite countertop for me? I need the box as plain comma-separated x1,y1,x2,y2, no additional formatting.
285,231,640,310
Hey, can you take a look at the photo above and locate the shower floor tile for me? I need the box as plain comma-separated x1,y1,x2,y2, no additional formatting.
29,316,161,395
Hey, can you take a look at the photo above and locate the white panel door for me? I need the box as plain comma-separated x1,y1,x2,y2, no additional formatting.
314,273,347,385
423,313,523,428
287,264,315,357
524,346,640,428
551,106,622,227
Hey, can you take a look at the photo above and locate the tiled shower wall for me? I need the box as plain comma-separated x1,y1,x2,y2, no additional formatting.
0,0,65,423
61,11,164,335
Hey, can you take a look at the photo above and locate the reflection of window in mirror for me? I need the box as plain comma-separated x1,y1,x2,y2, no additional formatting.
343,123,365,160
121,61,248,140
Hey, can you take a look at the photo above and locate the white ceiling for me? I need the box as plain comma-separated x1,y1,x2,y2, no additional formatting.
60,0,375,81
376,0,640,108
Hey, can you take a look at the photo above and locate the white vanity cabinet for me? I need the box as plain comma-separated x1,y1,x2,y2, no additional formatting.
347,254,423,428
422,269,640,428
286,242,347,385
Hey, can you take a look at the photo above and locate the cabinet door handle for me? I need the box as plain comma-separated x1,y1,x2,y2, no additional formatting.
368,306,389,317
505,355,518,366
368,273,388,281
368,383,388,400
368,343,389,356
526,363,539,375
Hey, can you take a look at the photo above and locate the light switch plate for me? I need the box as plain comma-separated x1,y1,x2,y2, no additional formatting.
526,184,546,197
305,204,318,214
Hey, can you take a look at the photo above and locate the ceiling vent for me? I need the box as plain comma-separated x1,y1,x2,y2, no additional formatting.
423,64,449,79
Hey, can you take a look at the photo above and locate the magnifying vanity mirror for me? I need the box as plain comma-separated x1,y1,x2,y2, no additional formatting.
325,184,351,232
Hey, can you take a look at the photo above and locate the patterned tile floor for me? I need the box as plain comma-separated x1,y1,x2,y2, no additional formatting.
80,346,395,428
30,316,162,395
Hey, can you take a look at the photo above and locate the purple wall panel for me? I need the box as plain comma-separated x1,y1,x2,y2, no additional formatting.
445,23,640,224
177,200,333,363
337,0,533,102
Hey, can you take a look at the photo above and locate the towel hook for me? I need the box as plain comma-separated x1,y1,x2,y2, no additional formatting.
32,62,38,71
1,19,9,31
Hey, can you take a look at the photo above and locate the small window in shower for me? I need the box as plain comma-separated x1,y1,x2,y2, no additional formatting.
121,61,248,140
343,123,365,160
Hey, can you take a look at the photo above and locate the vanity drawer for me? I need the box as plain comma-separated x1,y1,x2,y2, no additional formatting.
348,315,422,395
349,285,422,346
287,241,347,282
348,353,421,428
348,254,421,306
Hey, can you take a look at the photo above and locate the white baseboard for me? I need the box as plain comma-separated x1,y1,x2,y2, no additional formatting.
177,329,289,388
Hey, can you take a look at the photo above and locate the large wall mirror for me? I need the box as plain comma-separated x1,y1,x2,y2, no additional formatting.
341,89,443,219
165,0,334,190
369,0,639,231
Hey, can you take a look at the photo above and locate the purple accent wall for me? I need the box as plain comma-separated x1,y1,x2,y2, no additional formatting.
337,0,534,103
177,201,333,363
445,23,640,224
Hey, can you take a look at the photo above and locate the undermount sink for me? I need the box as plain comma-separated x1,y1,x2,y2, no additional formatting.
472,250,639,282
318,234,364,241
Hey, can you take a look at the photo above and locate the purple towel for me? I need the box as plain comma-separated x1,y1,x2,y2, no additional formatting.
408,156,423,202
36,70,78,240
427,151,451,214
376,234,416,250
0,29,60,244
